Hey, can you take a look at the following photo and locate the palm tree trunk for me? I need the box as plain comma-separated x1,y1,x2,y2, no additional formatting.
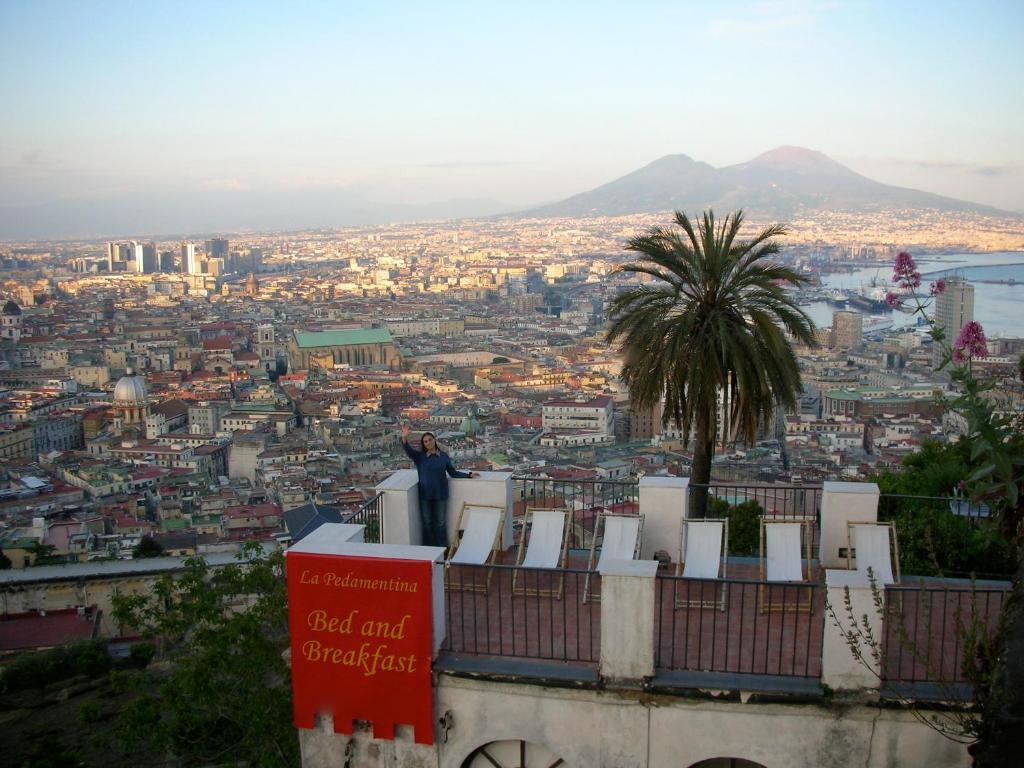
689,412,715,519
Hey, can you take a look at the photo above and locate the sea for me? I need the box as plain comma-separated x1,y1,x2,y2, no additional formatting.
800,251,1024,338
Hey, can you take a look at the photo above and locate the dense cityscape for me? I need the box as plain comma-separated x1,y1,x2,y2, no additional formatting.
1,207,1022,567
3,2,1023,764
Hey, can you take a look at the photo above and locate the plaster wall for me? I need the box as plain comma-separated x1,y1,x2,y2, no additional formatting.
378,471,514,550
298,675,969,768
638,476,689,559
599,559,657,681
821,481,879,568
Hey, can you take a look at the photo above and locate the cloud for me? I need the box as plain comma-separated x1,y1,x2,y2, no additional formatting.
898,159,1020,177
414,160,530,170
707,0,842,39
198,178,250,191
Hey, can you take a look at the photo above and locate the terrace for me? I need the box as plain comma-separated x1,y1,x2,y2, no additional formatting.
347,472,1010,703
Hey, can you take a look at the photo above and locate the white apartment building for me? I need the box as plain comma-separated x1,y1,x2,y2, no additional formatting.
541,396,613,435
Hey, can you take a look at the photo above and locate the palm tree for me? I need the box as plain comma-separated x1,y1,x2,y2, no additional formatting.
607,210,817,517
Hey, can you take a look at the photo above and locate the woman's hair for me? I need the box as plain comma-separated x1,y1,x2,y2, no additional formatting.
420,431,440,452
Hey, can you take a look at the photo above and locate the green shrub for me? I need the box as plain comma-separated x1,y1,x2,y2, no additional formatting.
77,700,101,724
0,639,110,693
705,497,763,556
879,502,1017,577
128,641,156,668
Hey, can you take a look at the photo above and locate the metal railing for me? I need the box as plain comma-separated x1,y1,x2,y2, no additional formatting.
879,493,990,521
343,492,384,543
654,574,824,678
692,482,823,521
442,563,600,665
514,476,639,549
882,582,1009,684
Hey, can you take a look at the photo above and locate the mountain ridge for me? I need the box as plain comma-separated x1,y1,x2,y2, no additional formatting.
516,147,1014,219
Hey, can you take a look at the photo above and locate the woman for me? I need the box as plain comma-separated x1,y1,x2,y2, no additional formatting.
400,423,478,547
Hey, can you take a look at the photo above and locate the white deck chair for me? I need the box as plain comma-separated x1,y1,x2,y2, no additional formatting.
759,519,814,612
446,503,505,592
847,521,900,586
512,508,571,598
675,519,728,610
583,513,645,603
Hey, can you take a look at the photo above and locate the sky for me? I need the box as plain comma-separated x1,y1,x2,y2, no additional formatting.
1,0,1022,239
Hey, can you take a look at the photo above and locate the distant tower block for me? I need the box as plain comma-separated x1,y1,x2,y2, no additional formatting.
831,310,863,352
933,277,974,367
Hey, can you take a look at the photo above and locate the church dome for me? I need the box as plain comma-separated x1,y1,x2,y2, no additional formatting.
113,367,148,406
2,299,21,316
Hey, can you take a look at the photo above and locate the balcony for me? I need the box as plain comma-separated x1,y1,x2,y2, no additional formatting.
367,472,1010,701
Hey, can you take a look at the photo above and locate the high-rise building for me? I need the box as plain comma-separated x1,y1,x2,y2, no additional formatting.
207,238,229,260
933,277,974,366
250,247,263,274
181,243,197,275
159,250,176,272
831,310,863,352
139,242,159,273
106,241,133,272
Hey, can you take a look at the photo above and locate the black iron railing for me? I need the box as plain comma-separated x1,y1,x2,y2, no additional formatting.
514,476,639,549
442,564,600,665
343,492,384,543
691,483,823,520
882,582,1009,684
879,493,990,521
654,574,824,678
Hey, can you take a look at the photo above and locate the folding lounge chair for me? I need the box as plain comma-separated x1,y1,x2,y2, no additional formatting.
675,519,728,610
583,513,645,603
847,521,900,587
446,503,505,592
759,519,814,612
512,508,571,598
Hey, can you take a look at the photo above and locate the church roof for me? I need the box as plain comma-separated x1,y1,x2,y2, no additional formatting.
293,328,393,348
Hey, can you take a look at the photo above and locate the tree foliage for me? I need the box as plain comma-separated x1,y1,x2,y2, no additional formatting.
131,536,165,559
111,543,298,767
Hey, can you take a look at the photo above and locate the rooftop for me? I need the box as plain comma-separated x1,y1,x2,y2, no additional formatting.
293,328,393,348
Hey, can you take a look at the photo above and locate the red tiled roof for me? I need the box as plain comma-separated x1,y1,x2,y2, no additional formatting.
0,608,99,651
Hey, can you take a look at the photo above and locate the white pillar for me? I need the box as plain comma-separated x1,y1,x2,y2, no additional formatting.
376,469,420,546
820,481,879,569
444,471,514,550
638,476,689,559
599,559,658,683
822,569,884,692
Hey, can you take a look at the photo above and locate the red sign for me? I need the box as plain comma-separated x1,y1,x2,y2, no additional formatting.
288,552,435,744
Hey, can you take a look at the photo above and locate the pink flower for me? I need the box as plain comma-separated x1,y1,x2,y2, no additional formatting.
929,279,946,296
885,291,902,309
893,251,921,289
952,321,988,364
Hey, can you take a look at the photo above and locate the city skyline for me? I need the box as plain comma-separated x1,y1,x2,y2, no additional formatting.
1,0,1023,239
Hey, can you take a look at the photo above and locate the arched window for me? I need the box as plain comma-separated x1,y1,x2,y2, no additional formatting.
461,739,566,768
687,759,767,768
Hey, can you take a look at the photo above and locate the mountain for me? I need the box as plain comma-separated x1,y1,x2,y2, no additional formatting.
518,146,1011,219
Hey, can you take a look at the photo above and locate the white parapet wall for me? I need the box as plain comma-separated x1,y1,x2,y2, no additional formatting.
376,471,514,550
820,481,880,569
377,469,420,546
822,568,884,692
599,558,657,683
299,673,970,768
445,472,514,550
638,476,689,559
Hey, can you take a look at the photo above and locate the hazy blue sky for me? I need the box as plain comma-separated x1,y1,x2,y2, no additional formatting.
1,0,1022,238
